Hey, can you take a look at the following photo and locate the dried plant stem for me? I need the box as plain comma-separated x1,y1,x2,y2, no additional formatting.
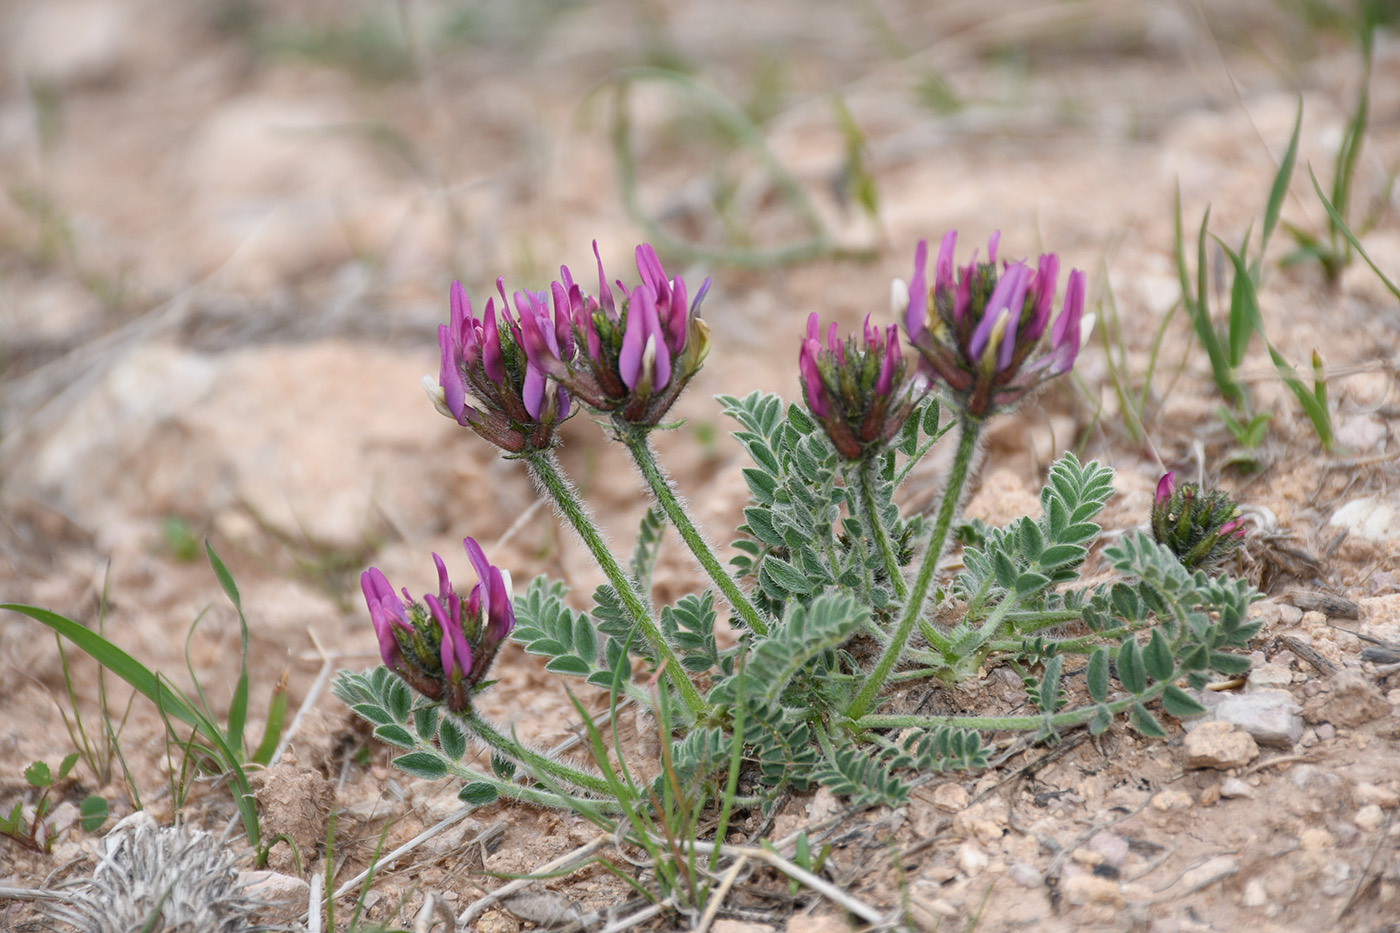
619,426,770,636
848,415,979,719
525,450,706,718
457,834,609,927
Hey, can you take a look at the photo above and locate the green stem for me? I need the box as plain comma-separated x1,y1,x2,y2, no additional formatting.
460,710,612,796
618,426,770,637
525,451,707,718
847,415,980,720
857,679,1169,732
858,457,907,601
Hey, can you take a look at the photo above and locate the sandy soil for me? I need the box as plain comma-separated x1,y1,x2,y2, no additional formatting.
2,1,1399,931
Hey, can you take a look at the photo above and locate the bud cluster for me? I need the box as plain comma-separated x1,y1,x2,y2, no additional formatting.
1150,471,1247,571
799,312,921,460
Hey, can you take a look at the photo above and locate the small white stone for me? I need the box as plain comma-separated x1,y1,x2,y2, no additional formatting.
1242,878,1268,907
1356,804,1386,832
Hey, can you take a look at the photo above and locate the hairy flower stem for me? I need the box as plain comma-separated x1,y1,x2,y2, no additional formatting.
459,710,613,796
857,457,907,601
618,426,770,637
525,450,707,718
847,415,980,720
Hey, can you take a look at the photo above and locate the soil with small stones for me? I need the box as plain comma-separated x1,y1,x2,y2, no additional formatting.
2,2,1400,931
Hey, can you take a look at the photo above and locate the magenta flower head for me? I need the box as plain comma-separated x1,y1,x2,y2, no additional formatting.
798,312,922,460
358,537,515,712
426,277,574,453
1149,471,1247,572
521,241,711,427
901,230,1086,420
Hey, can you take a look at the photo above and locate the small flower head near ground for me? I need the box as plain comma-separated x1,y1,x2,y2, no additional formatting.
799,311,922,459
425,278,574,453
523,242,712,427
360,537,514,712
1150,471,1248,571
900,230,1086,419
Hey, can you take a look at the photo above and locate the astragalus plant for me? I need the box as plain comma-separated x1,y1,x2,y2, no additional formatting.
335,231,1260,820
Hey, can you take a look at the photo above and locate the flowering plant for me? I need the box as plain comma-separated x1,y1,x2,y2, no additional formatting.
335,232,1259,832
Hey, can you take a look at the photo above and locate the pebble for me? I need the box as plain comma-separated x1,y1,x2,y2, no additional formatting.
1356,804,1386,832
1152,789,1194,810
1178,855,1238,890
957,841,989,874
932,782,970,811
1242,877,1268,907
1088,831,1129,869
1246,663,1295,692
1183,720,1259,769
1063,873,1123,906
1300,828,1335,851
1278,604,1304,626
1009,861,1042,887
1315,672,1391,727
1215,689,1304,748
1355,782,1400,809
786,915,848,933
1220,777,1256,798
241,871,311,922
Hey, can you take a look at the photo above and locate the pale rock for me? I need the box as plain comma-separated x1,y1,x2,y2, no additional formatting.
1178,855,1238,890
713,921,775,933
1009,861,1042,887
1356,804,1386,832
1088,831,1129,869
1152,788,1194,810
1336,822,1361,846
1198,784,1221,807
1183,720,1258,769
785,915,847,933
1300,827,1335,851
422,815,488,859
1242,877,1268,907
1278,604,1304,625
806,787,842,823
1315,722,1336,742
1250,601,1282,629
1220,777,1256,798
1063,873,1123,906
1355,782,1400,809
1071,846,1103,867
1214,690,1303,748
957,840,989,875
1246,663,1295,692
932,781,970,811
1310,672,1390,728
1330,496,1400,542
241,870,311,921
9,0,137,86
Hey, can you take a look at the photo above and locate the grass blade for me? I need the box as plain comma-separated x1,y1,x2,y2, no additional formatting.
205,540,250,758
1308,166,1400,300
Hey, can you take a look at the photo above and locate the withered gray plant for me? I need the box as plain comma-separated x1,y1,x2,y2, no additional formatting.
44,813,281,933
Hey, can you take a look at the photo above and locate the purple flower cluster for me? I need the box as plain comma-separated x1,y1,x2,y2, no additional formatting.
525,242,711,427
360,537,514,712
799,312,920,460
1150,471,1247,571
903,230,1086,419
431,278,575,453
430,242,711,442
